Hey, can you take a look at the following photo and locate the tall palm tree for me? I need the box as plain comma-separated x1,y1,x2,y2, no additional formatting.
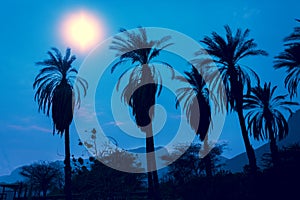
175,65,213,177
274,19,300,98
201,25,268,173
33,48,88,200
110,28,173,200
244,82,298,166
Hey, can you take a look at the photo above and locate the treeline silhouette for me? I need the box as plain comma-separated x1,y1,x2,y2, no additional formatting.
12,143,300,199
160,143,300,200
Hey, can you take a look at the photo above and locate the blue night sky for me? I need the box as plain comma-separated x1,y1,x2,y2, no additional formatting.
0,0,300,175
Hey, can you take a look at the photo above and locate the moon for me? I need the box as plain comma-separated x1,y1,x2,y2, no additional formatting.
60,10,104,53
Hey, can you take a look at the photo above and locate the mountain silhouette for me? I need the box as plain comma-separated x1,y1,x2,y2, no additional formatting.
224,109,300,172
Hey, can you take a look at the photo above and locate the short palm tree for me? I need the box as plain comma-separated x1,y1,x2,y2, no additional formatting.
201,25,268,173
110,28,173,200
274,19,300,98
33,48,88,200
244,82,298,166
175,65,213,177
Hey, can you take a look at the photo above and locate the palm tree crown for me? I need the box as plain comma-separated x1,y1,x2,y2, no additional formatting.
201,25,268,110
176,66,211,141
110,28,173,128
274,20,300,98
33,47,88,134
274,44,300,97
244,82,298,141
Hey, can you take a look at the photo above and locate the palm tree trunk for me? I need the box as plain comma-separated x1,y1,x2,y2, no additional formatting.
236,104,257,174
42,189,47,200
64,126,72,200
146,151,154,200
267,122,279,167
203,139,212,177
270,136,279,167
145,124,161,200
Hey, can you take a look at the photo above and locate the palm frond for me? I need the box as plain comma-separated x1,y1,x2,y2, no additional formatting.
284,19,300,43
274,44,300,97
33,48,88,134
175,66,212,140
201,25,267,111
244,82,298,142
110,28,173,129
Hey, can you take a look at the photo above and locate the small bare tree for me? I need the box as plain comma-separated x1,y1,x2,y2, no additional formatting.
20,161,63,199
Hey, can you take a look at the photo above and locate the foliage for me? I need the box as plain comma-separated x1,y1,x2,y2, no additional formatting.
274,44,300,98
284,19,300,45
72,149,146,199
274,43,300,97
110,27,173,128
33,47,88,135
20,161,64,198
274,19,300,97
159,144,300,200
161,143,226,185
200,25,268,111
244,82,298,141
175,66,212,141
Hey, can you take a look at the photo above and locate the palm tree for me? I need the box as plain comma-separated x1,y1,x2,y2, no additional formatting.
175,66,213,177
110,28,173,200
244,82,298,166
200,25,268,173
274,19,300,98
33,48,88,200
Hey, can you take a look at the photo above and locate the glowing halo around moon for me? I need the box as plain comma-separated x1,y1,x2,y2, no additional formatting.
60,10,104,53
